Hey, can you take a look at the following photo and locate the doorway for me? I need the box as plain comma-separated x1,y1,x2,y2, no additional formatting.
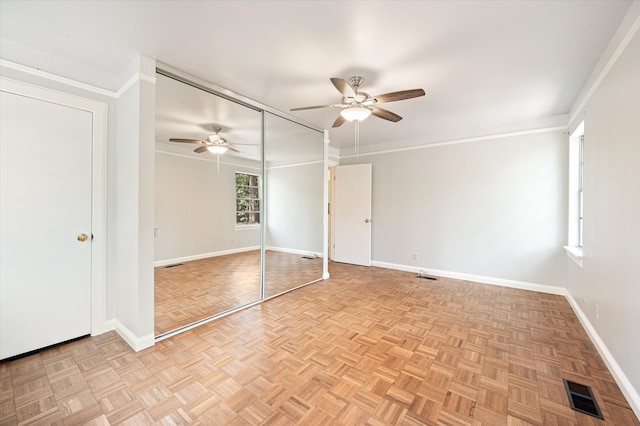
330,164,372,266
0,77,107,359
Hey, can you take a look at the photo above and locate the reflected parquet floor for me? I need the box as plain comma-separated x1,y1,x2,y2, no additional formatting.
154,250,322,335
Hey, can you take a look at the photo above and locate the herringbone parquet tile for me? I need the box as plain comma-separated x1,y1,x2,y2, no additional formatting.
2,263,637,425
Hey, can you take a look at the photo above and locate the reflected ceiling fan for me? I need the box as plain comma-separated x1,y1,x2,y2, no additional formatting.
169,127,248,155
290,76,425,128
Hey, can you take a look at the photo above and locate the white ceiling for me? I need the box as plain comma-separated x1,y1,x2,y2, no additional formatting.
0,1,633,155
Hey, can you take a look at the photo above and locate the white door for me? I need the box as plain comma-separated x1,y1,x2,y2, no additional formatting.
332,164,372,266
0,89,92,360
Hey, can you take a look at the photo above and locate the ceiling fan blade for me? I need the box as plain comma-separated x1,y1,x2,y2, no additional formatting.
194,145,209,153
371,107,403,122
372,89,425,104
330,77,355,97
332,115,346,128
228,147,242,153
290,104,340,111
169,138,205,144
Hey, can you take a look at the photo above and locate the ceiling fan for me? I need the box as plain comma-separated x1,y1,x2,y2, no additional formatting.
290,76,425,128
169,127,246,155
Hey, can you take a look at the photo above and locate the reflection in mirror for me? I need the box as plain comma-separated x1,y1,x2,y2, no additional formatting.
153,72,263,336
264,112,324,298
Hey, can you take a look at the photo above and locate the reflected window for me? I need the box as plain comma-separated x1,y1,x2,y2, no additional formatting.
236,172,260,225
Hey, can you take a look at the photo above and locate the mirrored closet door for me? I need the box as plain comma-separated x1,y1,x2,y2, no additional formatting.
263,112,324,298
153,71,325,338
154,72,263,336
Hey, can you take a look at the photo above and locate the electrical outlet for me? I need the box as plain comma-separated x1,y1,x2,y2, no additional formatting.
412,253,419,261
154,228,159,238
595,303,599,320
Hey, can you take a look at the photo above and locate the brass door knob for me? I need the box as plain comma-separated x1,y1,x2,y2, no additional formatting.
365,218,371,223
77,233,88,242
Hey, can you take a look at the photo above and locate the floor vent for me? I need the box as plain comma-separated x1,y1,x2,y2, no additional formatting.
563,379,604,419
417,271,437,280
164,263,184,268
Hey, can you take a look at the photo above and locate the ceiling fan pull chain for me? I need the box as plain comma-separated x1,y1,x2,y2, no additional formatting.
355,120,360,158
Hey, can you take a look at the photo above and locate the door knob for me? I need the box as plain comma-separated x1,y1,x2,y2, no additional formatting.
77,233,88,242
365,218,371,223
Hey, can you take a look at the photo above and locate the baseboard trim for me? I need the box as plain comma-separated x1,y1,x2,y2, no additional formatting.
564,293,640,419
113,320,155,352
265,246,323,258
370,261,565,295
155,246,260,267
91,318,115,336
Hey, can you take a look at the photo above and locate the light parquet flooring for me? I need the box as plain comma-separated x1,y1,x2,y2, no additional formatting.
154,250,323,335
2,263,638,425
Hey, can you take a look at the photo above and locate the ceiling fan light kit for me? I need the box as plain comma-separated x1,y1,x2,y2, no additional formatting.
340,105,372,121
169,126,242,156
207,145,228,154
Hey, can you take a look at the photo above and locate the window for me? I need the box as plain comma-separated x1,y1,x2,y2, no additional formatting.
565,122,584,266
236,172,260,225
577,133,584,248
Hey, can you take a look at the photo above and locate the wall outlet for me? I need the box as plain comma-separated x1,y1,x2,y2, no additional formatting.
412,253,419,261
154,228,159,238
595,303,599,320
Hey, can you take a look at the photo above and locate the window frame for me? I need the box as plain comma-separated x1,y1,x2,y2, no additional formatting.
235,171,261,227
564,121,584,267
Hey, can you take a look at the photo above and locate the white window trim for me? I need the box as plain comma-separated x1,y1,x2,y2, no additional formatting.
563,245,583,267
235,224,260,231
566,121,584,268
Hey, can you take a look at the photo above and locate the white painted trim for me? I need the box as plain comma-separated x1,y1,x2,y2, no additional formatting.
115,72,157,98
154,246,260,267
340,125,568,159
1,58,161,100
1,58,118,97
113,320,154,352
563,245,584,268
323,130,330,280
267,159,324,170
569,2,640,126
155,149,261,170
565,293,640,419
0,77,110,338
265,246,323,258
370,261,566,295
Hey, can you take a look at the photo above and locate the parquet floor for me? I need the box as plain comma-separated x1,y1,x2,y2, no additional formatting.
2,263,638,425
154,250,323,335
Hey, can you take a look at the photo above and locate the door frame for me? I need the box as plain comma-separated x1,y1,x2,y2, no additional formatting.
1,77,108,336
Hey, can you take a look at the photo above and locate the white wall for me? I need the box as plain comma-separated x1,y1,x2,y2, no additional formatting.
113,56,156,348
341,130,568,287
567,24,640,409
265,162,324,254
154,152,261,262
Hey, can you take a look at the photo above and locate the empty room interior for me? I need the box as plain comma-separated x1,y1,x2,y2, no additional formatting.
1,1,639,424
